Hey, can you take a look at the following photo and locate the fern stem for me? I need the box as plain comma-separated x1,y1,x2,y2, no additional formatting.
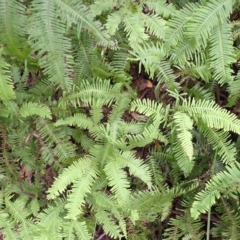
206,150,218,239
206,207,211,240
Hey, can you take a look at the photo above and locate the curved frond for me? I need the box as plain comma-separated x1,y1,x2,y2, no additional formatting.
180,98,240,134
54,0,115,48
186,0,233,46
118,151,152,187
55,113,94,129
19,102,51,119
198,122,236,164
173,111,194,161
191,162,240,219
47,157,95,199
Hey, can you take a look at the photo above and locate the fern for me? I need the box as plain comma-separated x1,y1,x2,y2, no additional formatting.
0,49,15,101
191,162,240,219
1,0,240,238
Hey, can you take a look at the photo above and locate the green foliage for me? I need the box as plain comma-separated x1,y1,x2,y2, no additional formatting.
1,0,240,239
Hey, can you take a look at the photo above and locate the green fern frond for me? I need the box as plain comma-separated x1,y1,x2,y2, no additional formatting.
227,72,240,107
104,160,131,204
209,20,235,84
173,111,194,161
55,113,94,129
74,33,96,81
95,209,124,239
191,162,240,219
130,187,174,221
4,194,36,240
35,199,66,239
164,211,205,240
29,0,74,90
124,12,149,44
62,80,126,107
65,167,98,219
186,83,214,100
180,98,240,134
172,140,195,176
186,0,233,46
130,98,165,118
47,157,95,199
142,14,167,39
198,122,236,164
54,0,115,48
105,12,122,36
62,220,91,240
0,51,15,101
19,102,51,119
128,43,165,78
0,0,30,60
36,118,76,163
165,3,199,47
90,0,117,16
170,39,199,66
145,0,176,18
157,60,179,90
118,151,152,187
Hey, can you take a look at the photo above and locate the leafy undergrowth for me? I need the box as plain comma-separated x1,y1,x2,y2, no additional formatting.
1,0,240,239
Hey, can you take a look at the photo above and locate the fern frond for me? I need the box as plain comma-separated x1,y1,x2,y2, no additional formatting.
65,167,98,219
54,0,115,48
170,39,199,66
209,20,235,84
173,112,194,161
186,83,214,100
198,122,236,164
142,14,167,39
36,118,76,163
129,43,165,78
180,98,240,134
55,113,94,129
62,220,91,240
0,51,15,101
62,80,126,107
191,162,240,219
4,194,36,239
90,0,117,16
186,0,233,46
29,0,74,90
145,0,176,18
104,160,131,204
172,140,195,176
124,11,149,44
47,157,95,199
0,0,30,60
130,188,175,221
95,209,124,239
118,151,152,187
74,33,96,81
164,212,205,240
165,3,199,46
130,98,165,118
157,60,179,90
36,199,66,239
227,73,240,107
19,102,51,119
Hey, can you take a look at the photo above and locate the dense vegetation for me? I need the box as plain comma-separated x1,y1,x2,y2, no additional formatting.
1,0,240,239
